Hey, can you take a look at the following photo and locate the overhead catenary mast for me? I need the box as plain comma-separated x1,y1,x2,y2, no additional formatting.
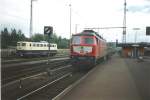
122,0,127,43
30,0,37,38
69,3,72,39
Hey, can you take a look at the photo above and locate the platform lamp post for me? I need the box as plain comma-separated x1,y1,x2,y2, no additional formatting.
133,28,140,58
75,24,79,34
133,28,140,43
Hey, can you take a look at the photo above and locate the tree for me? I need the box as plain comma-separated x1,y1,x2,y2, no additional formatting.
17,30,26,41
1,28,10,48
31,33,44,42
10,28,18,46
1,27,69,49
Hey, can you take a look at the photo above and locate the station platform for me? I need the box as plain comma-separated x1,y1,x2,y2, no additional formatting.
61,55,141,100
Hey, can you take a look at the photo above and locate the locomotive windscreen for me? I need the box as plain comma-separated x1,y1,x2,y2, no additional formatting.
72,36,81,44
84,37,94,44
72,36,95,45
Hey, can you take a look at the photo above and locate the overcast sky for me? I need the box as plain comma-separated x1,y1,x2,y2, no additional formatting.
0,0,150,42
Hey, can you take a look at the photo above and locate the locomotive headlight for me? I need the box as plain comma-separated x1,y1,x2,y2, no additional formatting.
83,46,92,53
73,46,92,54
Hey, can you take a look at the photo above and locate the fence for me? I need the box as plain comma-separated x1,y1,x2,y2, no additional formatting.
1,49,69,58
1,49,17,58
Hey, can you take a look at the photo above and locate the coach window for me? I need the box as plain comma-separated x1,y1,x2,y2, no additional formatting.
22,43,26,46
44,44,46,47
30,44,31,47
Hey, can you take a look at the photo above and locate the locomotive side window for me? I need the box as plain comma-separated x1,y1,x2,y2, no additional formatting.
47,44,51,47
33,44,36,47
72,36,81,44
40,44,43,47
96,38,98,44
22,43,26,46
44,44,46,47
84,37,94,44
37,44,39,47
17,43,20,46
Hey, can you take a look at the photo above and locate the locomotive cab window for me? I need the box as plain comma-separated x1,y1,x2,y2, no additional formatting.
22,43,26,46
17,43,20,46
33,44,36,47
40,44,43,47
72,36,81,44
37,44,39,47
83,37,94,44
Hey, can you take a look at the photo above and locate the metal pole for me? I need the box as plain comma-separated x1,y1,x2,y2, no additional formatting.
135,31,137,43
48,36,50,64
69,4,72,39
30,0,33,38
133,28,140,43
75,24,78,34
122,0,126,43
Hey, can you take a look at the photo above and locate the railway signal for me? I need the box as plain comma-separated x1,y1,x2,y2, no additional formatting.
44,26,53,65
146,26,150,35
44,26,53,36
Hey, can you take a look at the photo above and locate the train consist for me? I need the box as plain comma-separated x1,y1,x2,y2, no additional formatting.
16,41,57,57
70,30,113,69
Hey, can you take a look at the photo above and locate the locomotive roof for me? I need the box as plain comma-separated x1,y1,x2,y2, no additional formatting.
17,41,57,44
73,30,105,40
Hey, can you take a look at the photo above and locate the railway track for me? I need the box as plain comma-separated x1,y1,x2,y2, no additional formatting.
2,61,89,100
1,54,69,65
2,60,73,100
2,55,92,100
2,57,70,85
2,71,87,100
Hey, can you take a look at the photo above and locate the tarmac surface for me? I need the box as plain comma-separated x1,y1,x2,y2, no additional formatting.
61,54,150,100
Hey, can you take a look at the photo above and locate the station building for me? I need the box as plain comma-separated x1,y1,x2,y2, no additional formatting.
117,43,150,58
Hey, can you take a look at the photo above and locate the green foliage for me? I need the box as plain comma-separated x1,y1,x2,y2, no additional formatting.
31,33,69,49
1,27,69,49
1,28,27,48
31,33,44,42
1,28,10,48
17,30,26,41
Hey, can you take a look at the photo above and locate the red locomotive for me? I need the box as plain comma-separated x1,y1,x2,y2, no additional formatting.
70,30,107,69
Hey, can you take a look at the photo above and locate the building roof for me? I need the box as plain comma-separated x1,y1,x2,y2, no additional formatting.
117,42,150,47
